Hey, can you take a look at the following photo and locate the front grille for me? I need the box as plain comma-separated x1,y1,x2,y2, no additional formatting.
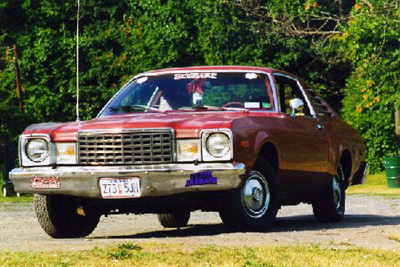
78,130,173,165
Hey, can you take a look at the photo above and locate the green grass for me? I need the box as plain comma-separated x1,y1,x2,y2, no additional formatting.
0,194,32,202
347,172,400,196
1,243,400,266
0,181,32,202
0,179,32,202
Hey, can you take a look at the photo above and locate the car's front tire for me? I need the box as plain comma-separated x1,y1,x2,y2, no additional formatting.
34,194,100,238
157,211,191,228
312,164,346,222
219,158,279,231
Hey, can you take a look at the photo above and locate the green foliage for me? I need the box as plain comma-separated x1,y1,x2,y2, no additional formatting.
340,0,400,172
0,0,398,174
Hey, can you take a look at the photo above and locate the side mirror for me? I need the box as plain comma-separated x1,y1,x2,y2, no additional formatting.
289,98,304,117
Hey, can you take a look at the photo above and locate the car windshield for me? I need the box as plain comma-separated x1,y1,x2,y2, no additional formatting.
101,72,274,116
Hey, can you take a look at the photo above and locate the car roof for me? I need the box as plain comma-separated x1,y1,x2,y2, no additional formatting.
143,66,275,75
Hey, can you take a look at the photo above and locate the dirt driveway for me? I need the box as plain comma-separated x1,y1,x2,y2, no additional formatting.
1,195,400,252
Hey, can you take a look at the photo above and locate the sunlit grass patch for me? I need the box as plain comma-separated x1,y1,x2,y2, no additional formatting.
1,243,400,266
0,194,32,202
108,243,143,260
0,178,32,202
347,172,400,196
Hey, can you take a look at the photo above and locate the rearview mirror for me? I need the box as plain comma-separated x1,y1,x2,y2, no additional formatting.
289,98,304,117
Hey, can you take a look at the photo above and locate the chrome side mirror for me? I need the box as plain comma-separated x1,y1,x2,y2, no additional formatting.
289,98,304,117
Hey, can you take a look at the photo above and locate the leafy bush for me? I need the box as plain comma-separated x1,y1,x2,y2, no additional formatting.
340,0,400,172
0,0,398,174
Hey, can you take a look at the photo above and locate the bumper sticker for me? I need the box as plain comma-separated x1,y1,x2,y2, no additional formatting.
31,176,61,189
185,171,217,187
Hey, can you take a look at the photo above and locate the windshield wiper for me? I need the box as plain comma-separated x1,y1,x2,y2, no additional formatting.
203,105,249,112
189,105,249,112
108,105,163,113
221,107,248,111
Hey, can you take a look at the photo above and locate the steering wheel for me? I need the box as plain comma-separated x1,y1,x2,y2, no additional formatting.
223,102,244,108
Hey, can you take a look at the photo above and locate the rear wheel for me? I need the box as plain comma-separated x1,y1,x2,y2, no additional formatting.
219,158,279,230
157,211,190,228
34,194,100,238
312,164,346,222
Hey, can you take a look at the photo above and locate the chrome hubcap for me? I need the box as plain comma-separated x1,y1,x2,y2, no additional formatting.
241,171,270,218
332,175,342,209
252,187,262,202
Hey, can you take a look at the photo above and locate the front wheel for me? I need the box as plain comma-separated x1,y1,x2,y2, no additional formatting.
34,194,100,238
219,158,279,231
312,164,346,222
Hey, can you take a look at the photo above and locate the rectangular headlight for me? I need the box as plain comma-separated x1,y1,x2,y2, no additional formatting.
56,143,77,164
177,140,200,162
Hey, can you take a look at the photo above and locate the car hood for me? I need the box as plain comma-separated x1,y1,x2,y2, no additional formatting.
23,111,263,141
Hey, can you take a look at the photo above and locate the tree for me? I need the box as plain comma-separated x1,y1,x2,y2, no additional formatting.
0,0,398,174
339,0,400,172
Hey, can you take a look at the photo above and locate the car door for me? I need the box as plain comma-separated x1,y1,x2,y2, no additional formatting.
272,73,329,190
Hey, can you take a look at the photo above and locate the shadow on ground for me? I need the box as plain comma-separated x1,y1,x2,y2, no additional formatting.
91,214,400,240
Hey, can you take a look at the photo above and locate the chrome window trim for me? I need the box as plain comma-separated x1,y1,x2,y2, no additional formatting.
98,69,279,117
96,80,136,118
137,69,271,76
273,73,317,118
266,73,279,113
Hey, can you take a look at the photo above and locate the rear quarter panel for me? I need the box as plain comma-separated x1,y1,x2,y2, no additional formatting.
319,115,366,181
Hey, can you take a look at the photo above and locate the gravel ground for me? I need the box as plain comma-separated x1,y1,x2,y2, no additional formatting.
1,195,400,252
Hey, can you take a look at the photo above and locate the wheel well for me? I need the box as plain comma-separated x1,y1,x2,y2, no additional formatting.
340,150,352,182
258,142,279,173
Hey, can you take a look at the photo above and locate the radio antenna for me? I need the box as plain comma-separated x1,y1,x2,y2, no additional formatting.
76,0,80,121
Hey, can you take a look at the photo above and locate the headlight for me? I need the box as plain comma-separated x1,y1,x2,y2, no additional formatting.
205,133,230,158
56,143,77,164
25,139,49,162
177,140,199,161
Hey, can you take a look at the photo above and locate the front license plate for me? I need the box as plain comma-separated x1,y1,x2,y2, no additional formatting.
100,178,141,199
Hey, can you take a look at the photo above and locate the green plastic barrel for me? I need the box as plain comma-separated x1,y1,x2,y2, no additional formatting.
385,156,400,188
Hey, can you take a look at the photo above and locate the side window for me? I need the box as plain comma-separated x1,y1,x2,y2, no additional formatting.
306,89,336,117
274,75,312,117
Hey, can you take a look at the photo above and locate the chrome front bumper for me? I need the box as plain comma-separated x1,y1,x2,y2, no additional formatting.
10,163,246,198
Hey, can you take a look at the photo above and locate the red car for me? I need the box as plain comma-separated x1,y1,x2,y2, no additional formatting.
10,66,368,238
